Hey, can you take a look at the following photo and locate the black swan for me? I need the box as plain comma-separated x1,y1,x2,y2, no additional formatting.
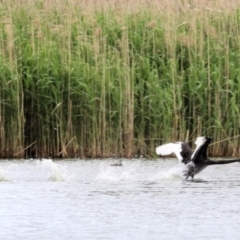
156,136,240,179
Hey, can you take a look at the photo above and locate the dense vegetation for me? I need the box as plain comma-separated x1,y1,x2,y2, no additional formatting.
0,0,240,158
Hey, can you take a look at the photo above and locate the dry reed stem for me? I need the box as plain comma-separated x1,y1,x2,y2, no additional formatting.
1,0,240,12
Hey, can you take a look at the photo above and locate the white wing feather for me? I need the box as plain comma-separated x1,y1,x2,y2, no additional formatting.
155,142,183,161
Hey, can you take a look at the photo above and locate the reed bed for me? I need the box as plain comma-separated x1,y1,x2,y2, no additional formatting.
0,0,240,158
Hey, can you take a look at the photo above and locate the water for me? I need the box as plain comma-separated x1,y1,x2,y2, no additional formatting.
0,158,240,240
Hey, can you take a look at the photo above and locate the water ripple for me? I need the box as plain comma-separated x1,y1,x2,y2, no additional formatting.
0,159,240,240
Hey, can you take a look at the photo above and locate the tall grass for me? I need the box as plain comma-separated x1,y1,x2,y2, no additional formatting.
0,0,240,158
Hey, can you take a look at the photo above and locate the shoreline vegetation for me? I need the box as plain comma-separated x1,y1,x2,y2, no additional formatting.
1,0,240,158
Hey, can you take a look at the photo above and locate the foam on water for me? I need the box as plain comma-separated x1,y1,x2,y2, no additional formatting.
96,160,185,182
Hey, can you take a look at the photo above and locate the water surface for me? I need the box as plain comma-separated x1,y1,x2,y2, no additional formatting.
0,158,240,240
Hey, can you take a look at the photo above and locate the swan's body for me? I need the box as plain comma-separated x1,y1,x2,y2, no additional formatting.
156,136,240,179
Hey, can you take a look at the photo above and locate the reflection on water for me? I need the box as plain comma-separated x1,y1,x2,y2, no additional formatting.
0,158,240,240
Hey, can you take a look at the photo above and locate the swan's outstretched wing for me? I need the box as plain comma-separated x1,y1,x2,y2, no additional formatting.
155,142,181,158
156,142,193,164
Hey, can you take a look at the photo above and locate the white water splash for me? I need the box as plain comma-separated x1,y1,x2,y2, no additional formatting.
154,167,183,180
0,167,10,182
40,159,68,182
96,161,185,182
